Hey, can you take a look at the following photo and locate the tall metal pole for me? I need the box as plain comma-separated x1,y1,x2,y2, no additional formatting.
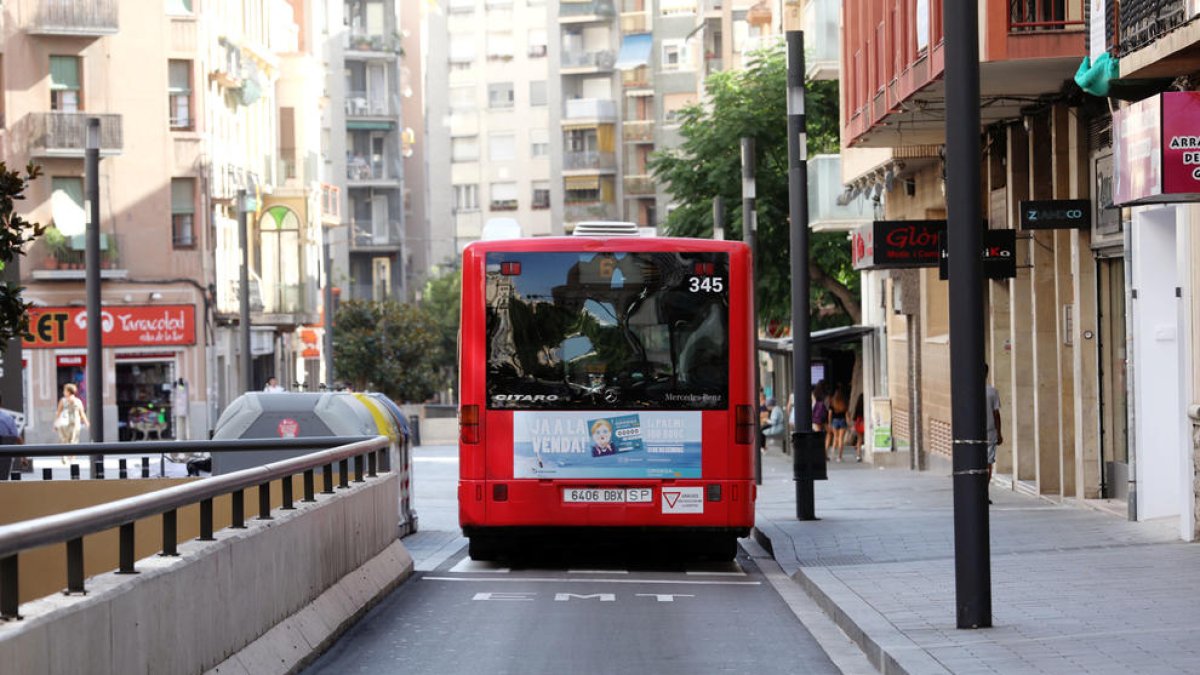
742,137,761,485
85,118,103,445
786,31,819,520
238,189,253,394
944,0,992,629
323,235,335,387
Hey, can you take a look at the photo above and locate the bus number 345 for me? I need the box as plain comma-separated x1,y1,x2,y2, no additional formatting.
688,276,724,293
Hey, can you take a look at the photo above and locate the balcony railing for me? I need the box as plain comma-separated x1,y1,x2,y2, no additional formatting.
565,202,620,223
31,232,127,279
564,98,617,120
564,151,616,171
345,90,393,116
345,29,403,55
346,155,397,182
27,112,123,157
559,0,616,20
621,66,652,88
1008,0,1084,31
561,49,617,70
257,282,311,316
27,0,119,36
624,175,655,196
623,119,654,142
620,11,648,34
350,220,402,248
1118,0,1189,53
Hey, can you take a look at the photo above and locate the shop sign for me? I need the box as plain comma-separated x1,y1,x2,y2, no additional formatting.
1019,200,1091,230
1113,91,1200,205
938,229,1017,280
56,355,86,368
851,220,943,270
23,305,196,349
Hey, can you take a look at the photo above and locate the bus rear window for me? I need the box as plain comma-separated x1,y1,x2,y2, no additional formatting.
485,251,729,410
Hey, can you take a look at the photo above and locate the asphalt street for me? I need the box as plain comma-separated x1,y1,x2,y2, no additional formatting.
303,445,851,675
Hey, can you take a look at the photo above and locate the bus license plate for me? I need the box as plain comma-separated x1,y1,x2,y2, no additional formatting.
563,488,653,504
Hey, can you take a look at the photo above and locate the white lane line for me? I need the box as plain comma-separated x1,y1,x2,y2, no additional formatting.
567,569,629,575
423,576,761,586
685,571,747,577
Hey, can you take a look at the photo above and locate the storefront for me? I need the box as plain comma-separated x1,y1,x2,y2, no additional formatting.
22,303,198,443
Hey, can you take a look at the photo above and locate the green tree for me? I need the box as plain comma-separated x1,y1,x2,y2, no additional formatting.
0,163,45,352
649,44,860,330
422,266,461,394
333,299,445,402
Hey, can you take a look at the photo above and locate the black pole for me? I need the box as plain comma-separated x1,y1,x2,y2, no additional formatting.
238,189,252,394
742,137,762,487
323,236,335,387
85,118,103,446
944,0,992,629
786,31,819,520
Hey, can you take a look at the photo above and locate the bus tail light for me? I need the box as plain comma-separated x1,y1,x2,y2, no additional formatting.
735,405,753,445
461,405,481,444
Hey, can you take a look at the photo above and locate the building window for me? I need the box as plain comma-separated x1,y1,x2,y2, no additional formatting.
489,182,518,211
166,0,193,15
663,92,696,124
447,0,474,14
171,178,196,248
454,184,479,212
489,132,516,161
486,32,514,60
451,135,480,162
449,36,476,65
661,40,692,72
528,28,547,57
532,181,550,210
529,80,547,107
51,177,85,228
168,60,192,130
449,85,476,114
488,82,514,109
530,128,549,157
50,56,81,112
659,0,695,16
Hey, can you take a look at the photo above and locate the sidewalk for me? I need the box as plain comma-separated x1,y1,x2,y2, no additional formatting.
754,448,1198,675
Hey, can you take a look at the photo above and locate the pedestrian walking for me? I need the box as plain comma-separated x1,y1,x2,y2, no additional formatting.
830,383,850,462
54,383,89,450
263,376,285,393
849,394,865,462
985,364,1002,503
811,381,829,460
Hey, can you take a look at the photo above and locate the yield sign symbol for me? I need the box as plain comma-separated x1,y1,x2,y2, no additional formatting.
663,491,681,508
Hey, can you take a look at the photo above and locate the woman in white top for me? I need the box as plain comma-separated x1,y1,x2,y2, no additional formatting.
55,382,89,445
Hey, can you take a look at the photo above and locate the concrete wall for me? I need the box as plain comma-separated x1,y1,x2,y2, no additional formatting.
0,472,409,675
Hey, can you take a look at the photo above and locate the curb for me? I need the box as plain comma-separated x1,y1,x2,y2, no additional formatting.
753,521,950,675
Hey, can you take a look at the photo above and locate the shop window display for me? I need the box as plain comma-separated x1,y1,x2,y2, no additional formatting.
117,361,174,441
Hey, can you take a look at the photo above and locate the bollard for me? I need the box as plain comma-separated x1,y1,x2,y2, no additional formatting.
408,414,421,447
93,461,105,480
8,472,18,481
42,468,52,481
119,458,128,479
70,464,80,480
141,457,150,478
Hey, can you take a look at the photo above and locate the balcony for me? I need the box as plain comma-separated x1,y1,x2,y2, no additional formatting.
26,0,118,36
621,66,652,89
565,202,620,223
255,282,315,321
807,154,873,232
623,119,654,142
559,0,616,23
345,29,403,57
30,231,128,281
350,220,402,250
564,98,617,121
1114,0,1199,78
26,112,123,158
346,155,400,184
561,49,617,72
803,0,839,81
345,90,395,117
623,174,655,196
564,150,616,172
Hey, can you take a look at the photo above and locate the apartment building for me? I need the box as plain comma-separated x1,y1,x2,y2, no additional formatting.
840,0,1200,540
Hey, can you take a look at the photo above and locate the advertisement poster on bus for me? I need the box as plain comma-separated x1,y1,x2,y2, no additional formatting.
513,411,702,479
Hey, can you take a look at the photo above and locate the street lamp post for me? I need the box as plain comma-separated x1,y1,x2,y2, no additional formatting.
85,118,103,445
944,0,993,629
238,189,252,394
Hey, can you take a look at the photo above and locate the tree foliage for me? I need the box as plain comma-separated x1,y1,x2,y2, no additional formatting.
0,163,45,352
333,299,445,402
422,266,461,393
648,44,860,330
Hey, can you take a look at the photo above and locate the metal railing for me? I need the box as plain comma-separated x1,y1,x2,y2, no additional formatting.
1008,0,1084,31
564,150,616,171
27,112,123,156
28,0,119,35
0,436,389,619
623,119,654,142
624,174,655,195
561,49,617,69
345,90,392,116
559,0,616,19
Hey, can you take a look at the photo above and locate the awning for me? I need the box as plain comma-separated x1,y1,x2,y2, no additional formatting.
346,120,395,131
564,176,601,191
614,33,653,71
757,325,876,354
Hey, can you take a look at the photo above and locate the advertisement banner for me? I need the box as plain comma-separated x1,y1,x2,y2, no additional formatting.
1019,199,1092,230
23,305,196,349
1113,93,1163,205
1161,91,1200,196
852,220,943,270
937,229,1017,280
513,411,702,479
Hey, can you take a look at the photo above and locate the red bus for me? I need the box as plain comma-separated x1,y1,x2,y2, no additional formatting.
458,227,756,560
